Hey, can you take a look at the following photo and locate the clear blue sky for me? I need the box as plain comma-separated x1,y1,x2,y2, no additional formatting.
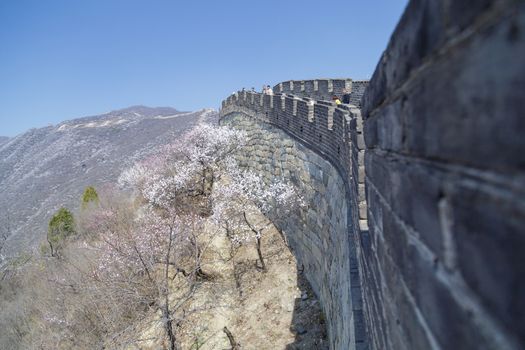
0,0,407,137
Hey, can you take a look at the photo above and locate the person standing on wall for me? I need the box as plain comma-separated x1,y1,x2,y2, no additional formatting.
342,89,351,104
332,95,342,105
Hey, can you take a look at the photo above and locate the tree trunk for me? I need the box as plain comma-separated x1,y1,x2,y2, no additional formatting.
47,237,56,258
163,226,178,350
162,302,177,350
255,236,266,272
189,228,209,281
223,326,241,349
242,211,267,272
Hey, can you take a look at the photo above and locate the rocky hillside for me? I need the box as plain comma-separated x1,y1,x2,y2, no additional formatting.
0,106,217,258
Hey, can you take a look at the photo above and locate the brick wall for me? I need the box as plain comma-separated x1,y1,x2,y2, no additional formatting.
219,0,525,349
220,113,357,349
221,92,368,235
361,0,525,348
273,79,368,107
221,90,369,349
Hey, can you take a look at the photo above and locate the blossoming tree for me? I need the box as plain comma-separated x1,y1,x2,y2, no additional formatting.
85,123,301,348
83,123,248,348
211,163,303,272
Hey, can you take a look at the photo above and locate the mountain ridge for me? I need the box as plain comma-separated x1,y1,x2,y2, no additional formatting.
56,105,184,125
0,106,217,259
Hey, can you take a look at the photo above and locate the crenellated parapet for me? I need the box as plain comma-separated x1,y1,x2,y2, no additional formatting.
220,84,369,349
221,85,369,238
272,79,368,107
221,90,367,222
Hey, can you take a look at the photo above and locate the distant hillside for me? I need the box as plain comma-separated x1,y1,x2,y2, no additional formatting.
0,106,217,258
0,137,9,145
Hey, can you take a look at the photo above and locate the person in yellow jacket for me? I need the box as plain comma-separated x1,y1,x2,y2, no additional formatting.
332,95,342,105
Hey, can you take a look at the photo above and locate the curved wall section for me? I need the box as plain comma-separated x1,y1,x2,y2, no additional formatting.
222,113,357,349
220,90,369,350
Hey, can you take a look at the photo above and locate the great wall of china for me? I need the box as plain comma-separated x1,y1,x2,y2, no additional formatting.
219,1,524,349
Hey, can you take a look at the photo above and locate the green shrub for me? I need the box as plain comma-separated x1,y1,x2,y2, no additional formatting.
81,186,99,209
47,208,75,257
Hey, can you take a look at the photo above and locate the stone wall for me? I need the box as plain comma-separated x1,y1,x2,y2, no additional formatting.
361,0,525,349
220,93,369,349
273,79,368,107
221,113,357,349
221,90,369,237
220,1,525,349
347,81,368,106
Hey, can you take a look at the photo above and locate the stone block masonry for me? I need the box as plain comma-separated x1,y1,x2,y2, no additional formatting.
219,0,525,349
221,89,368,349
273,79,369,107
221,114,358,350
362,0,525,349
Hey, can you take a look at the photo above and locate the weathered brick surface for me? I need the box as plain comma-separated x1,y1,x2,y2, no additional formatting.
220,114,358,350
220,91,368,349
273,79,368,107
219,1,525,349
362,0,525,349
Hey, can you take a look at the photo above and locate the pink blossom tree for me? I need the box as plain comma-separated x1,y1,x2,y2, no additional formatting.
119,123,247,214
83,123,247,348
93,205,202,349
211,164,304,272
83,123,300,347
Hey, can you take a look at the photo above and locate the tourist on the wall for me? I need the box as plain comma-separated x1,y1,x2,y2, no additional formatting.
332,95,342,105
262,85,268,94
266,85,273,95
342,89,351,104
